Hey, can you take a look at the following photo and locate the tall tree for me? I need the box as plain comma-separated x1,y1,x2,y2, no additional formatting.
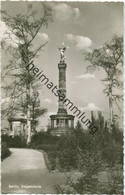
18,88,47,132
85,36,123,131
1,3,52,143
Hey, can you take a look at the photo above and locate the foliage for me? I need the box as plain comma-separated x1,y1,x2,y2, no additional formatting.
30,115,123,168
31,132,60,146
1,141,11,160
75,120,83,130
1,4,52,143
62,169,123,194
30,112,123,193
63,173,98,194
85,35,123,130
2,134,27,148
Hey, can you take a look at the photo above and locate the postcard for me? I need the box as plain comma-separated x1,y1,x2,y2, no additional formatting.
1,1,124,194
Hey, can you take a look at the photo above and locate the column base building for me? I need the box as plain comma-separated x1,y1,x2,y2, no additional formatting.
50,113,74,136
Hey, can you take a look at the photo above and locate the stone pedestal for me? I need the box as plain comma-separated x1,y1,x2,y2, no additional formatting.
8,117,37,139
8,118,27,138
50,115,74,129
50,114,74,136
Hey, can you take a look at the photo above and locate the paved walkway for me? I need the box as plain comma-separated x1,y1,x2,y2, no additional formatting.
2,148,64,193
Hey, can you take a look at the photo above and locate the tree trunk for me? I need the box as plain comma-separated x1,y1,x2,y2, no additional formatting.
26,84,31,145
22,44,32,144
32,103,36,132
27,105,31,144
109,93,113,132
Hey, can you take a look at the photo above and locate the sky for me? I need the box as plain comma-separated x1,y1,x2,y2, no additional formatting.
1,1,124,129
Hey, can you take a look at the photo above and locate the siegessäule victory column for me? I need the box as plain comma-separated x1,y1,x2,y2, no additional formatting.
50,46,74,136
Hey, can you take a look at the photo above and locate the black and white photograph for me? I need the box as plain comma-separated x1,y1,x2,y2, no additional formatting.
1,1,124,194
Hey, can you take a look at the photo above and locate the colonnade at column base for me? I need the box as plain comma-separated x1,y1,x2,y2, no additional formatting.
49,114,74,136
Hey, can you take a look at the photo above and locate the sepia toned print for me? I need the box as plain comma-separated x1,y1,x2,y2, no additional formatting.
1,1,124,194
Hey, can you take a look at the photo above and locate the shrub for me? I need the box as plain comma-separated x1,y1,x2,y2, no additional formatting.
2,135,27,148
31,143,57,151
1,142,11,160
